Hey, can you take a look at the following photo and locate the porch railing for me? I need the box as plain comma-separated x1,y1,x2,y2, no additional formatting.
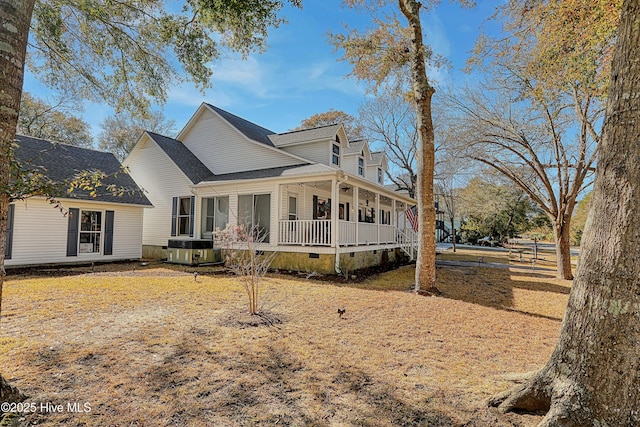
357,223,377,244
338,220,356,246
396,228,417,259
278,219,413,249
380,225,395,244
279,219,332,246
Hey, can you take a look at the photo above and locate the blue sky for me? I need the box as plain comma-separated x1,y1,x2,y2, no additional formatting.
23,0,503,138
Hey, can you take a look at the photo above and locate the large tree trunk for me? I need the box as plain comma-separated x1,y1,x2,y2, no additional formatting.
490,1,640,425
0,0,37,405
553,217,574,280
398,0,437,294
1,376,25,404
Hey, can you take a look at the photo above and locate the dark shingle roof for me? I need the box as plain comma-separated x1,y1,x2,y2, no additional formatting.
15,135,152,206
146,132,213,184
200,163,333,182
206,103,276,147
268,124,341,147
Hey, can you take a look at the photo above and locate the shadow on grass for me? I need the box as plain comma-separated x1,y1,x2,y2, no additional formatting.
436,266,570,321
331,366,457,426
130,327,460,426
339,262,571,321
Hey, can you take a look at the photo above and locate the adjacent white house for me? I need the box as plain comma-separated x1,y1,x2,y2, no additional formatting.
6,135,152,267
124,103,417,273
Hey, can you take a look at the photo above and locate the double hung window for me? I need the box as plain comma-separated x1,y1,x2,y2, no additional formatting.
332,144,340,166
177,197,192,236
79,210,102,253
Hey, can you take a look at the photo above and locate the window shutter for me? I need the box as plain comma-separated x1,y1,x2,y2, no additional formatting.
189,196,195,237
346,202,350,222
5,204,14,259
67,208,79,257
104,210,115,255
171,197,178,236
312,196,318,220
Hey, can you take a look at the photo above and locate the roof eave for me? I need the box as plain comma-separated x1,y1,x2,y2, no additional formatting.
193,170,415,203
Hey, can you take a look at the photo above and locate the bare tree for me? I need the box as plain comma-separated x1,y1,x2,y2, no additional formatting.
99,111,176,161
18,92,93,147
359,84,418,197
457,0,614,281
446,71,598,279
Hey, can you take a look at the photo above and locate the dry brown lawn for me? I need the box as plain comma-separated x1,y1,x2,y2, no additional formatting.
0,256,572,426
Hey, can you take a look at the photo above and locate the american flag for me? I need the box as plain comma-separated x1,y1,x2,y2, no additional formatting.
406,206,418,232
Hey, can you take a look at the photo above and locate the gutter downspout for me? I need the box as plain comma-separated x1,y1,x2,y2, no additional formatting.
334,172,348,275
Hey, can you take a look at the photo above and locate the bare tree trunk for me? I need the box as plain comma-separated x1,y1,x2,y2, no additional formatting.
553,218,574,280
0,0,37,405
398,0,437,294
450,218,456,252
490,1,640,424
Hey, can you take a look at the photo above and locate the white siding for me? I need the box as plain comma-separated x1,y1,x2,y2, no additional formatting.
342,154,364,178
366,165,385,185
124,135,194,246
6,198,144,267
181,109,302,174
280,140,330,166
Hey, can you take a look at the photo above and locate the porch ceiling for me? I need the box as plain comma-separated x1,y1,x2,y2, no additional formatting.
281,181,411,206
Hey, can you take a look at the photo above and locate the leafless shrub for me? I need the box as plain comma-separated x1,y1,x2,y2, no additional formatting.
215,224,276,316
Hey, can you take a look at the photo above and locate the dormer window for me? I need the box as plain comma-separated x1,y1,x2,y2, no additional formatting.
332,143,340,166
377,167,383,184
358,157,365,176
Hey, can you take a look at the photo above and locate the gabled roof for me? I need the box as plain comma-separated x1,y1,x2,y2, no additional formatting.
344,139,364,155
15,134,152,206
198,163,334,183
146,132,213,184
268,124,341,147
370,151,387,167
205,103,276,147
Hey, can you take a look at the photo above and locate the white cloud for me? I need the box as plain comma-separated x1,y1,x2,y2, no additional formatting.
211,56,270,97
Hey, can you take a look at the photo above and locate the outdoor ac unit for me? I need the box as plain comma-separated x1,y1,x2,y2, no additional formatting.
167,239,221,265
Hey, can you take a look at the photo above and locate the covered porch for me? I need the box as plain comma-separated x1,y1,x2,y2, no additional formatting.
188,168,418,267
275,176,416,254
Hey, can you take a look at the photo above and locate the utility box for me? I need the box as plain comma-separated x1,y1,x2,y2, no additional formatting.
167,239,221,265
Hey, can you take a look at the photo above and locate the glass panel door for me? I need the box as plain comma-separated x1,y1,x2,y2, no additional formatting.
254,194,271,243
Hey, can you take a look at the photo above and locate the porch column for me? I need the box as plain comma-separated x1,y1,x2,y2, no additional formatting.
392,198,397,242
376,193,380,244
331,178,338,247
274,183,281,245
354,184,359,245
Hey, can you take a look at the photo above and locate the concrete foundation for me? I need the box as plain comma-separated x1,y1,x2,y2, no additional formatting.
144,244,402,275
269,248,399,274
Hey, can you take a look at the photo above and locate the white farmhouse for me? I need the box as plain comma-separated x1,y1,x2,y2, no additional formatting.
124,103,417,273
6,135,152,267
